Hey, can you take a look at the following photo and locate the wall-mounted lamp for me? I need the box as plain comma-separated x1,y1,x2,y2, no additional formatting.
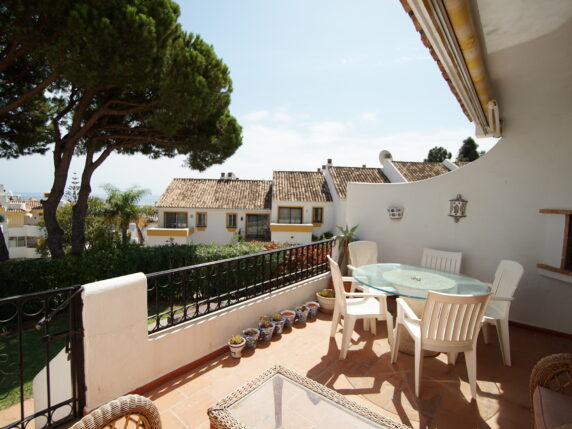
448,194,468,223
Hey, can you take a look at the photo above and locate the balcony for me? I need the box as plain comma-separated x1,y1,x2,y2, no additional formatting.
141,308,570,429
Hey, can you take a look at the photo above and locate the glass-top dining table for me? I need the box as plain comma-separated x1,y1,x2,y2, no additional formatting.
352,263,490,355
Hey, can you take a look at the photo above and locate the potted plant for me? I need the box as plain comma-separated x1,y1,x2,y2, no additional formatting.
335,224,358,275
305,301,320,319
280,310,296,328
242,328,259,349
228,335,246,358
258,316,275,341
316,288,336,313
272,313,285,335
295,305,310,323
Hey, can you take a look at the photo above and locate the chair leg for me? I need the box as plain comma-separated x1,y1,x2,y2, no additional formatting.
447,352,459,365
496,318,511,366
482,322,490,344
363,318,369,332
464,349,478,399
330,306,340,338
340,316,356,360
414,339,423,397
384,302,394,345
391,324,401,363
370,318,377,335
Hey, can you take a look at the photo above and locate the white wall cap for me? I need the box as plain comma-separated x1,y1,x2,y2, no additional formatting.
381,159,407,183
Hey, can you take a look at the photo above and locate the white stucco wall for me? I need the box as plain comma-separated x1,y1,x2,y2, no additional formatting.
270,227,313,244
82,272,329,409
154,208,271,245
345,16,572,333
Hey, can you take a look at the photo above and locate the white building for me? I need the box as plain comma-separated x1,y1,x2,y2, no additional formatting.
0,185,43,259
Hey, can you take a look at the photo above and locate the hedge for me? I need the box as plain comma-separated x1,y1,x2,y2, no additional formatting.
0,242,268,299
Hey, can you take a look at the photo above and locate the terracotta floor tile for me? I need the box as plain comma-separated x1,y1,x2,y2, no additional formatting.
139,313,572,428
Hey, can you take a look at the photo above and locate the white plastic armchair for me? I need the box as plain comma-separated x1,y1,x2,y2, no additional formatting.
347,241,379,293
328,256,394,359
421,248,462,273
482,260,524,366
391,291,492,398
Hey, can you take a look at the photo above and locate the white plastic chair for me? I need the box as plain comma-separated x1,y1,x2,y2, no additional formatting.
421,248,462,273
391,291,492,398
328,256,394,359
481,260,524,367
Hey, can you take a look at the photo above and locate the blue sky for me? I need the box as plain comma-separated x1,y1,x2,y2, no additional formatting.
0,0,496,196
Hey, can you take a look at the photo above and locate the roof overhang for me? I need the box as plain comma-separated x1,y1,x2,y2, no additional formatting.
401,0,501,137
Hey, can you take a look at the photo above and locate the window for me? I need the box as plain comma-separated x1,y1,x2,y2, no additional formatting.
538,209,572,278
196,212,207,228
164,212,187,228
26,237,38,248
8,237,26,248
312,207,323,224
278,207,303,224
226,213,237,228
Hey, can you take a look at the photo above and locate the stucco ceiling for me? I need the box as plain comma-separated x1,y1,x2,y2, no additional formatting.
476,0,572,53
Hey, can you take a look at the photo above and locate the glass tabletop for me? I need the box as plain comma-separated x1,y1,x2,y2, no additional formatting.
228,374,387,428
352,263,490,299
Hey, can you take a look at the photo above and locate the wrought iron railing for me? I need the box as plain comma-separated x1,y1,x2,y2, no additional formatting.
0,286,85,429
146,239,334,334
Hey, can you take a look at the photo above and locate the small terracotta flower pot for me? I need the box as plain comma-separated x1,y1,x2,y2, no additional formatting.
228,338,246,358
305,301,320,319
281,310,296,328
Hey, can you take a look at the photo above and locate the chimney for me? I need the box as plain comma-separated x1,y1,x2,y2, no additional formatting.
322,165,326,170
227,172,236,180
362,164,366,168
317,168,321,172
327,158,333,166
220,172,226,179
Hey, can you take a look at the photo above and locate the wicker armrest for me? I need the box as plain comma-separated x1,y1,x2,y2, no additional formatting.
72,394,161,429
529,353,572,422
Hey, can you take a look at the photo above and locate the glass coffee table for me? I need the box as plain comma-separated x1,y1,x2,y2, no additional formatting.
208,365,409,429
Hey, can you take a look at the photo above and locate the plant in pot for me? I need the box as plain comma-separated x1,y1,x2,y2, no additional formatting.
316,288,336,313
295,305,310,323
242,328,260,349
228,335,246,358
335,224,358,276
305,301,320,319
280,310,296,328
258,316,275,341
272,313,285,335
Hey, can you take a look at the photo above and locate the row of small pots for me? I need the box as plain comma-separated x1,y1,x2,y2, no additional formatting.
228,301,320,358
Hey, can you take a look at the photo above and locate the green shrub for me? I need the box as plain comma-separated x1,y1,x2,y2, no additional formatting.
0,242,268,298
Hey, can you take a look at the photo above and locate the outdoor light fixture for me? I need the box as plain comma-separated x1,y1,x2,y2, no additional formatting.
449,194,468,222
387,206,404,220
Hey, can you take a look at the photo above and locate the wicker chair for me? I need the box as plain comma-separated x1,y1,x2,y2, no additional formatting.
72,395,161,429
529,353,572,429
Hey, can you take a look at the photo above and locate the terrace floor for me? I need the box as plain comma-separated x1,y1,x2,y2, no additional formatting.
144,302,572,429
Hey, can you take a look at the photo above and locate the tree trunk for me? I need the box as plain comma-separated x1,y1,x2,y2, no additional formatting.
43,146,74,258
71,145,112,256
70,169,94,256
0,225,9,261
136,224,145,245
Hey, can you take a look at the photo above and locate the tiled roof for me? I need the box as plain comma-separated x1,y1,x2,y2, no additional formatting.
6,208,26,213
24,200,42,210
393,161,450,182
273,171,332,202
456,161,470,168
156,179,272,210
329,167,389,199
399,0,471,121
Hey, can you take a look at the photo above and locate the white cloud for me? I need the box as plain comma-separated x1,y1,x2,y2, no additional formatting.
359,111,379,122
272,112,292,122
241,110,269,122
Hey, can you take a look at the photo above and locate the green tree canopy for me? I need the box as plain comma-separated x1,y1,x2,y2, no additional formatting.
456,137,482,162
1,0,242,258
425,146,452,162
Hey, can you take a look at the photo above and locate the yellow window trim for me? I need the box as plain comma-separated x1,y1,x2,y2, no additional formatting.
148,228,194,237
226,227,237,232
226,212,238,229
270,224,313,233
312,206,324,224
196,211,207,228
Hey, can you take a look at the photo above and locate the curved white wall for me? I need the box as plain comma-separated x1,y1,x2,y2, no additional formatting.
346,16,572,333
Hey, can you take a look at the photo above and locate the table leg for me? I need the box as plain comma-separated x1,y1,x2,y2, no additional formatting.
396,297,439,357
272,375,284,429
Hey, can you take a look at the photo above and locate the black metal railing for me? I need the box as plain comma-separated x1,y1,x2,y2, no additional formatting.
146,238,334,334
0,286,85,429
